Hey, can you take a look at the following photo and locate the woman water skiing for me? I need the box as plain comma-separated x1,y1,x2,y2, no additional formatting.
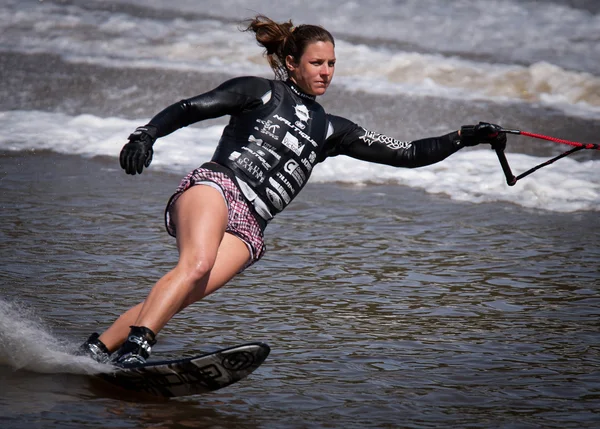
80,15,506,365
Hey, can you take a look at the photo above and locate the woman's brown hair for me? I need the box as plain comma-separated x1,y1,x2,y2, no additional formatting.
244,15,335,80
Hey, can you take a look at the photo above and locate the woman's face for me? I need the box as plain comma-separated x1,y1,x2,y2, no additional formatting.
286,41,336,96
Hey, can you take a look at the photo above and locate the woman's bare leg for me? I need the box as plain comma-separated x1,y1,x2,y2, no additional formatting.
98,185,251,352
98,302,144,350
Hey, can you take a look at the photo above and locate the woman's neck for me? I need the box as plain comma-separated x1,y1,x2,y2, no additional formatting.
285,79,316,101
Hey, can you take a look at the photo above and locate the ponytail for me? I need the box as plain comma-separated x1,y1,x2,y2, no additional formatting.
244,15,335,80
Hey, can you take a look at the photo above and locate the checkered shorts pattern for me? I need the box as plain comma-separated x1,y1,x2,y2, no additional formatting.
165,167,266,267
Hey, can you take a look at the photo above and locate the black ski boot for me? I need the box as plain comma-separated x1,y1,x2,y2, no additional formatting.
78,333,111,364
111,326,156,367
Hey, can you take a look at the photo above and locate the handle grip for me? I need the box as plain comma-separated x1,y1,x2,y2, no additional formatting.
495,147,517,186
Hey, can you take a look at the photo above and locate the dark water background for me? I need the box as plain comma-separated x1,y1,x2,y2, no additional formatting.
1,0,600,427
1,149,598,428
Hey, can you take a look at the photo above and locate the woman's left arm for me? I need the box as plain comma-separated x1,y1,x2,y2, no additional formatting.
322,115,462,168
322,115,505,168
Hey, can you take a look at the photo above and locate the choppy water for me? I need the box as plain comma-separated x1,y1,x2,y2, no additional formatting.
1,152,598,428
1,0,599,428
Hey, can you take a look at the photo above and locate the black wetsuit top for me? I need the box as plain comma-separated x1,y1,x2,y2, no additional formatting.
147,76,464,222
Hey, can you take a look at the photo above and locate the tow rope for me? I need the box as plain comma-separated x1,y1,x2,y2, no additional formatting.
494,128,599,186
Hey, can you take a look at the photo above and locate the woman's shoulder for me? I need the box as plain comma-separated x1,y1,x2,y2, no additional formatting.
219,75,273,90
326,113,358,128
211,76,272,100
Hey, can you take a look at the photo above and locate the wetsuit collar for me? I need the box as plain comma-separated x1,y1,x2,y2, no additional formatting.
285,79,316,101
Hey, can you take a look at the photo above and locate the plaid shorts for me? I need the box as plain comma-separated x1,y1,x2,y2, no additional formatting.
165,166,266,267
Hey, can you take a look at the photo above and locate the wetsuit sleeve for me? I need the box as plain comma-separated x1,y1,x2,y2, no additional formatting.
321,115,464,168
146,76,272,138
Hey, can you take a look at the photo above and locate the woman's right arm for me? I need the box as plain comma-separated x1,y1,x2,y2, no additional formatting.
148,76,272,137
120,76,271,175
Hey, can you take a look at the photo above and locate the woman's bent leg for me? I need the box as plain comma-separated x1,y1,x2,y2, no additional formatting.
97,184,251,354
97,302,144,352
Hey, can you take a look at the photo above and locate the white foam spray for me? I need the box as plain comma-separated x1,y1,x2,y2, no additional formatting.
1,110,598,213
0,299,110,375
2,0,599,119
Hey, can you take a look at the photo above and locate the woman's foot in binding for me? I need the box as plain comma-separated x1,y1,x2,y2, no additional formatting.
78,333,111,364
111,326,156,367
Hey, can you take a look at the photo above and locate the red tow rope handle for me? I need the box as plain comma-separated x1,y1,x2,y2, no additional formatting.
493,128,597,186
501,129,600,150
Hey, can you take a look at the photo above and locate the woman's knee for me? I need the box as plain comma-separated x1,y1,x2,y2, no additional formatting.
177,255,215,285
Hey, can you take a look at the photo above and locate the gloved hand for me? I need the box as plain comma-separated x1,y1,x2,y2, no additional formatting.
460,122,507,151
119,125,158,175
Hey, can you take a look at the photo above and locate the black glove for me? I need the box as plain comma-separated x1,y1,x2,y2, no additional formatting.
460,122,507,151
119,125,158,175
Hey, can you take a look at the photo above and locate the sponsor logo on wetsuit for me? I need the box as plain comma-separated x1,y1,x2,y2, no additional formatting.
359,128,412,150
241,145,271,170
288,83,316,101
254,119,280,141
284,160,306,187
273,114,318,148
248,135,281,160
293,104,310,130
230,150,266,184
266,188,283,211
281,132,305,156
300,151,316,173
267,177,291,208
276,172,295,193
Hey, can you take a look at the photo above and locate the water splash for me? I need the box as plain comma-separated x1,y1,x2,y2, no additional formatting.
2,0,599,119
0,299,111,375
1,110,598,213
